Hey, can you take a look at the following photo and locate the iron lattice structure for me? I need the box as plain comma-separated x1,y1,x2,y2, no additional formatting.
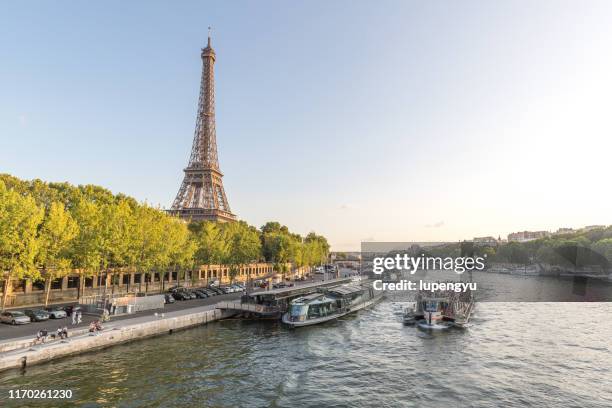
169,35,236,222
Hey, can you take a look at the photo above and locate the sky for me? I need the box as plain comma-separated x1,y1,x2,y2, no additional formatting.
2,1,612,251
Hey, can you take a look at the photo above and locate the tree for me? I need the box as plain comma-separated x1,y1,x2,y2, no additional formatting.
131,205,166,292
165,218,195,289
0,182,44,310
38,202,79,306
223,221,261,285
192,221,228,266
593,238,612,264
99,199,136,295
70,197,104,299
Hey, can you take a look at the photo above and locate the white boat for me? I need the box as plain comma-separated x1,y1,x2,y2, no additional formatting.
412,283,475,331
282,282,383,327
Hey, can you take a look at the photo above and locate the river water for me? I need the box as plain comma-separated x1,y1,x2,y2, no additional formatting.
1,275,611,407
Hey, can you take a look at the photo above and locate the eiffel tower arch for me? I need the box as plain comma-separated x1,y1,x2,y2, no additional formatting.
168,34,236,223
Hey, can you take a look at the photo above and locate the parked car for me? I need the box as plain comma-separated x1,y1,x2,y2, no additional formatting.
202,289,217,296
164,294,176,304
193,290,208,299
24,309,50,322
45,307,68,319
208,287,224,295
0,311,31,325
171,291,189,301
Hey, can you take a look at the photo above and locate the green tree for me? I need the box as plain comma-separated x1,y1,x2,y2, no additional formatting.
223,221,261,284
593,238,612,263
192,221,228,266
38,202,79,306
100,199,136,295
0,182,44,310
70,197,104,299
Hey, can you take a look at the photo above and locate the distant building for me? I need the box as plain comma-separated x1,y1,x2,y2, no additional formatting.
472,236,499,246
555,228,575,235
507,231,550,242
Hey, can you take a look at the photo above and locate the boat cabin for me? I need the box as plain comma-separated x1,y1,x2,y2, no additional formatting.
287,293,339,322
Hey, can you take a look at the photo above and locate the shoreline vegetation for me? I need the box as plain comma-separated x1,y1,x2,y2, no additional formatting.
377,230,612,274
0,174,329,310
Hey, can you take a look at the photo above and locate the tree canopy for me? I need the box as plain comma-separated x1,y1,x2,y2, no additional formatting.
0,174,330,308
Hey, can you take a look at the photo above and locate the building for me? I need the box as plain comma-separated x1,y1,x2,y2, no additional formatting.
507,231,551,242
168,33,236,222
472,236,499,246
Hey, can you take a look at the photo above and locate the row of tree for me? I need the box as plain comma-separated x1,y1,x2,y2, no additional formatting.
486,229,612,267
0,175,329,310
423,227,612,268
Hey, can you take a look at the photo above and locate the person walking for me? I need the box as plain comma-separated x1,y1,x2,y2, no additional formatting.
71,310,77,325
76,311,82,325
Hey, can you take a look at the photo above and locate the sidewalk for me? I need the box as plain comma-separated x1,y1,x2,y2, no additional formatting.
0,292,242,342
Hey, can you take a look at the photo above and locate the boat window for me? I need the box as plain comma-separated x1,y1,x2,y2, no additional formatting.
290,305,308,317
308,304,321,318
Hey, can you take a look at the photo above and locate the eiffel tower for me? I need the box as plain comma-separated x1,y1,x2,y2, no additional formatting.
169,32,236,222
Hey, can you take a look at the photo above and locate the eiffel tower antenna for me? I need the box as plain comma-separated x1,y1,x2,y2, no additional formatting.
168,32,236,222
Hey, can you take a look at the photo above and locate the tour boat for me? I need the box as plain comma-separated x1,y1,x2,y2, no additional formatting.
413,283,475,331
282,282,383,327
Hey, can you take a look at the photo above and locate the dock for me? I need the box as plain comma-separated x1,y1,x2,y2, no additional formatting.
216,277,356,316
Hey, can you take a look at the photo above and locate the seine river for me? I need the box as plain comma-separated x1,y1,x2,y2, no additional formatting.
1,275,611,407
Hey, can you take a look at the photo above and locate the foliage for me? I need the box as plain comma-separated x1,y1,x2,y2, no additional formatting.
0,175,330,299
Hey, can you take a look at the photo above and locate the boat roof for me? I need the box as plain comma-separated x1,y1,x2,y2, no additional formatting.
292,293,325,304
249,277,353,298
309,297,334,305
328,284,364,296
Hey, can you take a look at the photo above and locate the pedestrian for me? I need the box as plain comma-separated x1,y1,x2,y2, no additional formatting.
62,326,68,339
56,327,63,339
77,311,82,325
71,310,77,325
35,329,48,344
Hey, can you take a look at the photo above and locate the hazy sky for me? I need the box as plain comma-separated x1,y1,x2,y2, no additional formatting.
2,1,612,251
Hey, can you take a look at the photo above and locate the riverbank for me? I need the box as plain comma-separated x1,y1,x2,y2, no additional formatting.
0,303,236,372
